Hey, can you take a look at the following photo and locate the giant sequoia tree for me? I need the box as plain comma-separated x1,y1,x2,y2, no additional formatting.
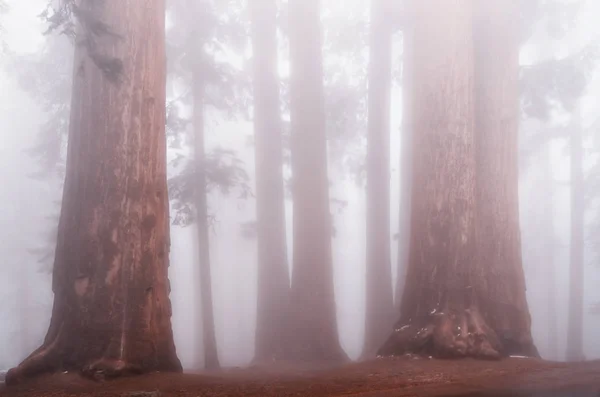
287,0,347,362
6,0,181,384
249,0,290,363
379,0,537,359
363,0,394,359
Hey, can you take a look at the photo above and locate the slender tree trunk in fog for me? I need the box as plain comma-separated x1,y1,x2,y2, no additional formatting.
193,72,220,370
379,0,537,359
18,266,32,360
363,0,395,359
540,142,558,359
6,0,181,385
249,0,290,363
287,0,347,362
472,0,538,358
567,106,585,362
395,4,413,309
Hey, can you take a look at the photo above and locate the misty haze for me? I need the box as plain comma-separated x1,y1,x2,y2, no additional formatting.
0,0,599,396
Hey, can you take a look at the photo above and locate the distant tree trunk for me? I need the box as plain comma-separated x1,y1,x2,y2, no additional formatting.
192,72,220,370
566,105,585,362
395,3,413,309
540,142,558,359
363,0,395,359
287,0,347,362
6,0,181,385
249,0,290,364
472,0,538,358
379,0,537,359
18,263,31,360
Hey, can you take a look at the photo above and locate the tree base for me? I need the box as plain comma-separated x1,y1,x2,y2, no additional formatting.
6,343,181,386
377,309,538,360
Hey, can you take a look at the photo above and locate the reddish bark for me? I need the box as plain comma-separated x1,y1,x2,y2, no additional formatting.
6,0,181,385
379,0,537,359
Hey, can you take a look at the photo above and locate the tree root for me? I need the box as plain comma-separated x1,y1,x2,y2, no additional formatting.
377,309,511,360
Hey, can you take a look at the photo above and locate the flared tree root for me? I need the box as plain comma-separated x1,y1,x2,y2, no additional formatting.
377,308,536,360
6,338,177,386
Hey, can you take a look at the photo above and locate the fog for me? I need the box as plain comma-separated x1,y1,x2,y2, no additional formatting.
0,0,599,374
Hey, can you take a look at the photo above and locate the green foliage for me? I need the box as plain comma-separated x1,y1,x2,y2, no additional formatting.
165,0,256,229
168,147,252,227
521,43,599,121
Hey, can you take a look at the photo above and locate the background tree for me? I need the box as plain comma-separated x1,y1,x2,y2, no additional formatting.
286,0,347,362
363,0,394,359
6,0,181,384
396,1,413,309
567,103,585,361
249,0,290,363
165,0,250,369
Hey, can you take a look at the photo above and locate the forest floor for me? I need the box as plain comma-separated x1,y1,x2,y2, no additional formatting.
1,356,599,396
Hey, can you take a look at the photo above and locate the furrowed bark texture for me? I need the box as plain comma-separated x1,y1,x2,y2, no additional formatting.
379,0,482,359
363,0,395,359
193,72,220,370
566,105,585,362
7,0,181,385
249,0,291,363
380,0,537,360
472,0,538,358
287,0,348,362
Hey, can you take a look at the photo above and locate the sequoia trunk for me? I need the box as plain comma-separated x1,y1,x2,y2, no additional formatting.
472,0,538,357
192,72,220,370
7,0,181,384
287,0,347,362
363,0,395,359
379,0,482,359
249,0,291,363
379,0,537,359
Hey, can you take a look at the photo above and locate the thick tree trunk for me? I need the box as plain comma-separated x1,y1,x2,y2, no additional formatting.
287,0,348,363
192,72,220,370
540,142,558,359
6,0,181,385
249,0,291,363
395,5,413,309
363,0,395,359
379,0,537,360
379,0,484,359
472,0,538,358
566,105,585,362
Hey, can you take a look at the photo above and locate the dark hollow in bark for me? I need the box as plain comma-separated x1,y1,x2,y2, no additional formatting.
249,0,291,364
363,0,395,360
286,0,348,363
378,0,538,360
6,0,181,385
